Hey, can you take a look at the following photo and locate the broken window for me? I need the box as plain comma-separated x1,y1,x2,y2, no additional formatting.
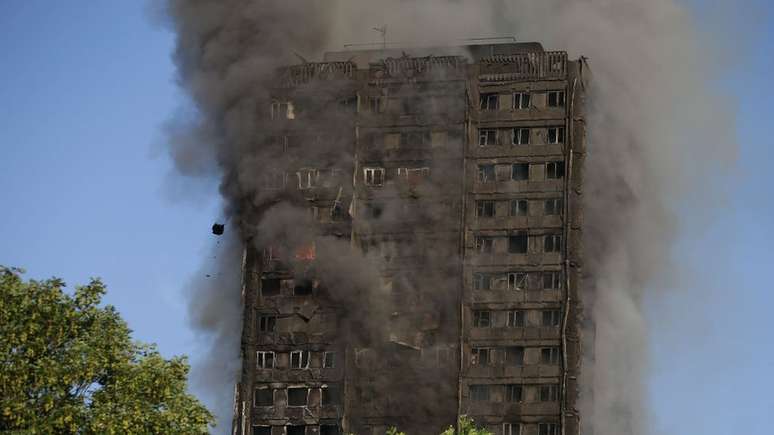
322,385,341,406
400,131,430,147
544,198,563,215
287,426,306,435
256,351,275,369
270,100,295,120
479,93,499,111
368,96,384,113
473,310,492,328
508,272,528,290
539,423,560,435
541,347,561,365
512,128,530,145
546,161,565,178
505,385,523,403
547,127,565,144
476,200,496,218
504,346,525,366
544,234,562,253
513,92,531,109
547,90,566,107
469,384,491,401
503,423,521,435
510,199,528,216
542,271,562,290
542,310,561,327
287,388,308,407
364,168,384,186
254,388,273,407
508,232,528,254
321,426,340,435
323,351,336,368
296,169,319,190
511,163,529,181
471,348,492,366
539,385,560,402
397,167,430,184
253,426,272,435
261,278,281,297
263,171,286,190
338,96,357,113
478,129,498,146
475,236,494,254
257,315,277,333
290,350,310,369
506,310,525,328
320,426,340,435
294,279,314,296
478,164,496,183
473,273,493,290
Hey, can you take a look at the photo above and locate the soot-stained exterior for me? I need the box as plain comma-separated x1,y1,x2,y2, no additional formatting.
233,42,587,435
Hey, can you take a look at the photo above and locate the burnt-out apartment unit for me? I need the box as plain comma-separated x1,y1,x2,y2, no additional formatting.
233,42,587,435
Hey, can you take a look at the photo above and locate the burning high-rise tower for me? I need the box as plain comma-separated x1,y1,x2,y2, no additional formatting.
231,42,587,435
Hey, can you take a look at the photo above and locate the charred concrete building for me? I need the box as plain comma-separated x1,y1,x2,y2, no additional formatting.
233,42,587,435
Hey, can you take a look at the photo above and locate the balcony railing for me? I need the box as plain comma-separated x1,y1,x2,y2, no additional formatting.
479,51,568,82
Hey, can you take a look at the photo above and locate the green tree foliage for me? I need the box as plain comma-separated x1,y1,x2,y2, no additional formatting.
440,416,493,435
383,416,493,435
0,266,214,434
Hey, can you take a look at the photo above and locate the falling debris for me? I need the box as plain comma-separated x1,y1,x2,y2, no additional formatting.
211,223,224,236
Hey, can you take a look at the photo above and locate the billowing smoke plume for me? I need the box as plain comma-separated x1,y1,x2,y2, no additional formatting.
163,1,734,434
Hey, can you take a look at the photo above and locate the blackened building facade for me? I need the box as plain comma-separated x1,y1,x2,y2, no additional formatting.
233,42,587,435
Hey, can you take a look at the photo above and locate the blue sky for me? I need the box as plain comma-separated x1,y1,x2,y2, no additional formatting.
1,2,772,434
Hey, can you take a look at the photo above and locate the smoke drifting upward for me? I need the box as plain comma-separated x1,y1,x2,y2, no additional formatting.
163,0,734,434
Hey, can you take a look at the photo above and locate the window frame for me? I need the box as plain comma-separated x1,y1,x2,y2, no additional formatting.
478,128,498,146
513,91,531,110
478,164,496,183
473,310,493,328
511,163,530,181
479,93,499,111
512,128,530,145
539,423,560,435
257,314,277,333
476,200,496,218
254,387,274,407
544,234,562,253
323,351,336,369
289,350,311,369
363,167,385,186
547,127,566,144
544,198,564,215
541,347,561,365
471,348,493,366
539,384,560,402
505,385,523,403
506,310,525,328
508,232,529,254
286,387,309,407
256,351,275,369
547,90,566,107
542,310,562,327
508,272,528,291
469,384,491,401
510,199,528,217
475,236,495,254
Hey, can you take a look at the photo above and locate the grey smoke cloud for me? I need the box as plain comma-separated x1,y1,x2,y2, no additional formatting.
163,0,736,433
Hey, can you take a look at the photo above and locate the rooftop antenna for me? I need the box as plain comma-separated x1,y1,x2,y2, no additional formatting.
372,25,387,49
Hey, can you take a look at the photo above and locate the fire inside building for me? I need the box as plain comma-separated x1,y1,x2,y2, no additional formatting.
232,42,587,435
